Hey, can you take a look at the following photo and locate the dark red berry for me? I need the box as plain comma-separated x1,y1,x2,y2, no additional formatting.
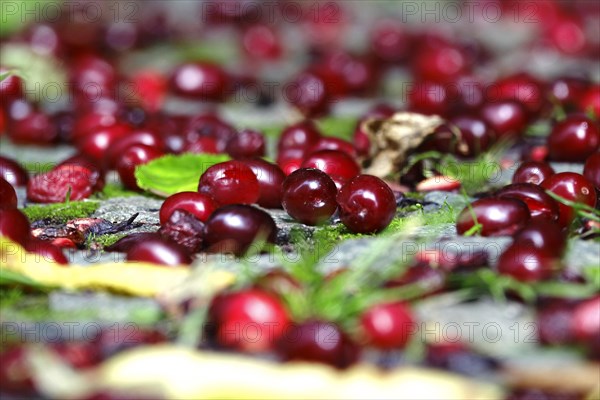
456,198,530,237
360,302,415,349
301,149,361,181
336,175,396,233
126,236,191,266
277,120,322,153
583,153,600,189
284,69,331,117
488,73,545,118
204,204,277,256
183,113,237,153
309,137,355,157
0,67,23,103
76,123,131,163
537,302,574,345
408,81,450,116
480,101,528,139
106,129,165,169
496,183,560,222
571,296,600,343
497,243,560,282
0,208,30,246
450,115,496,157
7,106,58,145
579,85,600,117
27,165,95,203
209,289,290,352
413,42,468,83
369,20,411,63
0,346,37,395
512,161,555,185
541,172,597,227
513,219,567,258
169,62,228,101
0,177,17,209
197,160,260,205
239,158,285,209
276,320,359,369
0,156,28,187
548,76,588,109
225,129,266,159
281,168,338,226
116,144,163,191
547,115,600,162
159,192,218,224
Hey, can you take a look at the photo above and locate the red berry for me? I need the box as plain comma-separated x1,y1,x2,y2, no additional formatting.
225,129,266,159
548,76,588,109
27,165,96,203
579,85,600,117
369,20,411,63
496,183,560,223
408,81,450,116
512,161,555,185
0,156,28,187
497,243,560,282
204,204,277,256
537,302,574,345
488,73,545,118
309,137,355,157
360,302,415,349
242,24,282,60
126,236,191,266
413,42,468,83
513,219,567,258
158,210,205,254
301,149,361,181
76,124,131,163
282,168,338,226
0,208,30,246
0,67,23,103
239,158,285,209
583,153,600,189
541,172,597,227
480,101,528,139
159,192,218,224
450,115,496,157
210,289,290,352
547,115,600,162
169,62,228,101
571,296,600,343
198,160,260,205
0,177,17,209
285,69,331,117
277,120,322,153
336,175,396,233
184,114,237,153
276,320,359,368
456,198,530,237
106,129,165,170
116,144,163,191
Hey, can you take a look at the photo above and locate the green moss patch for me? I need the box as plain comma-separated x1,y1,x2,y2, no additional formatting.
86,232,128,248
22,201,99,223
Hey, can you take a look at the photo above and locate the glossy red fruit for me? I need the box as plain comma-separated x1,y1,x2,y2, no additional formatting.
76,124,131,163
116,144,163,191
450,115,496,157
239,158,285,209
496,183,560,222
309,137,355,157
25,239,69,265
547,115,600,162
0,67,23,103
276,320,359,369
210,289,290,352
413,42,468,83
0,208,30,245
282,168,338,226
27,165,95,203
159,192,218,224
204,204,277,256
360,302,415,349
456,198,530,237
225,129,266,159
126,236,191,266
69,55,117,100
7,106,58,145
537,302,574,345
548,77,588,109
276,147,304,176
488,73,545,118
541,172,597,226
242,24,282,60
579,85,600,117
480,101,528,139
284,69,331,117
301,150,361,181
583,153,600,189
130,69,166,112
198,160,260,205
497,243,560,282
106,129,165,169
0,177,17,209
369,20,411,63
169,62,228,101
512,161,555,185
183,113,237,153
408,81,450,116
0,155,28,186
277,120,322,153
158,210,205,254
571,296,600,343
336,175,396,233
322,51,375,96
513,219,567,258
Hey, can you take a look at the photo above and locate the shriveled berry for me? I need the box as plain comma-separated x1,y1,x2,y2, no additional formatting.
27,165,95,203
158,209,205,254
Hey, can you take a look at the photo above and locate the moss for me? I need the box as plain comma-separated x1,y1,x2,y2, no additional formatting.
86,232,128,248
22,200,99,223
95,183,139,199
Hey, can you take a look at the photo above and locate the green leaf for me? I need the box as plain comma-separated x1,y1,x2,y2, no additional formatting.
135,153,231,197
316,116,358,139
0,269,47,289
532,281,599,299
